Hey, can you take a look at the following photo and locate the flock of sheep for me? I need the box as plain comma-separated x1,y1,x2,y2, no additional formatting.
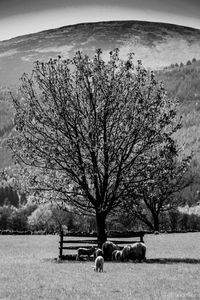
76,241,146,272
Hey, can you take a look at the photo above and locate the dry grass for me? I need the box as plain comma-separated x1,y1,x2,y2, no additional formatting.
0,233,200,300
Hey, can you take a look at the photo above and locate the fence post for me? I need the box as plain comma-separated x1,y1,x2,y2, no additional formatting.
59,230,63,259
140,231,144,243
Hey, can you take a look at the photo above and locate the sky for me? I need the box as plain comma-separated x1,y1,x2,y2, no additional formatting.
0,0,200,41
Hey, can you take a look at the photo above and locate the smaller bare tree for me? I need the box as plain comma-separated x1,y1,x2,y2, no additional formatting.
123,144,191,231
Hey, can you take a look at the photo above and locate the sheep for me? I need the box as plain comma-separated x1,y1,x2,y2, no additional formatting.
115,250,122,261
122,242,146,262
102,241,119,261
76,246,95,261
121,245,132,262
129,242,146,262
94,248,103,259
94,255,104,272
112,249,118,261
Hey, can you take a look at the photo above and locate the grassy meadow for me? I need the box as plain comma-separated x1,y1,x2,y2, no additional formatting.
0,233,200,300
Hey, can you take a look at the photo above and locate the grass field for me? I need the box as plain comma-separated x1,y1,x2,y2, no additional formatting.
0,233,200,300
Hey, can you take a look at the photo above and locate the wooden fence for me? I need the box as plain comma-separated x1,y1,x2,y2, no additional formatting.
58,231,145,259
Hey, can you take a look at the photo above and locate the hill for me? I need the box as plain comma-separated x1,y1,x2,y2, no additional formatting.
0,20,200,86
157,59,200,103
156,59,200,162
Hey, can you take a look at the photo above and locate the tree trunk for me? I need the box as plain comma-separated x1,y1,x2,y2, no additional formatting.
96,212,107,248
153,214,160,232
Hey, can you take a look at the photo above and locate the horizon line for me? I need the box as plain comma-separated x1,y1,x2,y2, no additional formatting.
1,19,200,43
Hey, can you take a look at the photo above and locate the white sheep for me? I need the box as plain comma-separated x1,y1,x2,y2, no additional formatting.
94,255,104,272
76,246,95,261
121,245,131,262
122,242,146,262
112,249,118,261
115,250,122,261
102,241,119,261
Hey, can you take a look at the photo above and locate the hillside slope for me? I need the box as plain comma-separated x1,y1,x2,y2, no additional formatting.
1,20,200,86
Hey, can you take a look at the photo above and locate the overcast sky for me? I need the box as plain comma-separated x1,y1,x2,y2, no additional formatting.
0,0,200,41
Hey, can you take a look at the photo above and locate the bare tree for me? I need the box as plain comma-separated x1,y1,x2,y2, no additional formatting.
123,148,191,231
9,49,183,246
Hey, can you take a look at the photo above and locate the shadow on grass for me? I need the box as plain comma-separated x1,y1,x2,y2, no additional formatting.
145,258,200,264
48,257,200,264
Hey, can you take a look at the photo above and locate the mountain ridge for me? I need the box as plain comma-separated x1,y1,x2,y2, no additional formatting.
1,20,200,43
1,20,200,86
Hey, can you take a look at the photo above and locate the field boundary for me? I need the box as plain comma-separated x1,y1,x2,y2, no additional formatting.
58,231,145,259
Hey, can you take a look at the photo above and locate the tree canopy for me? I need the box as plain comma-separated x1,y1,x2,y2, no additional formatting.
9,49,189,245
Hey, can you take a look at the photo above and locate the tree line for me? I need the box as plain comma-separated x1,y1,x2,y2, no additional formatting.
0,200,200,234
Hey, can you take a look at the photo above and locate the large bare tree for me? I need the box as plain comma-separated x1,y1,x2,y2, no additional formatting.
9,49,184,246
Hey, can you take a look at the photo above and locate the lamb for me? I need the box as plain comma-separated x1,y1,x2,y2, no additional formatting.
94,255,104,272
102,241,119,261
122,242,146,262
76,246,95,261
